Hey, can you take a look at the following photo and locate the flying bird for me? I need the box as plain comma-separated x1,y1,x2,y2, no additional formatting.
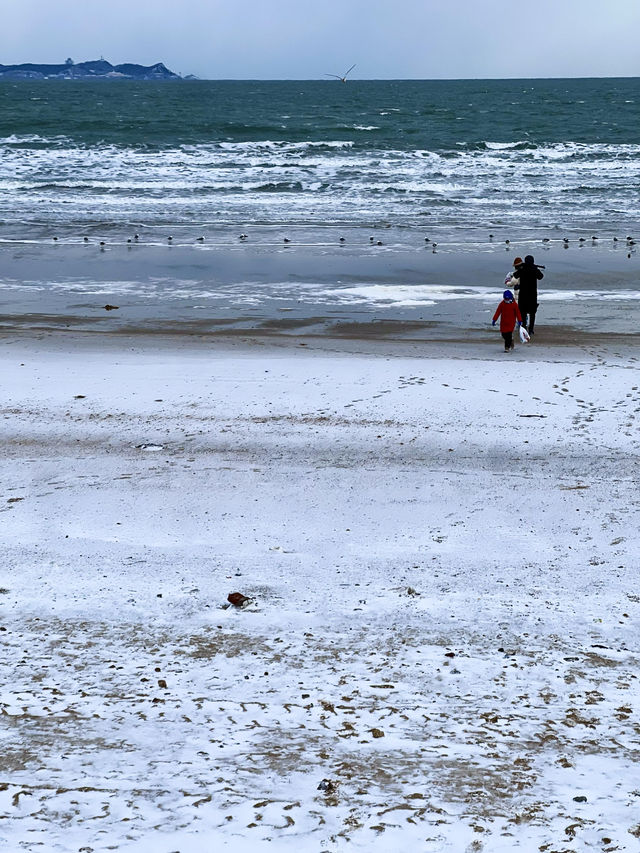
325,63,356,83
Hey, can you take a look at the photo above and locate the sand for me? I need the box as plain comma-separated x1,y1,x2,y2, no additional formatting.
1,324,639,852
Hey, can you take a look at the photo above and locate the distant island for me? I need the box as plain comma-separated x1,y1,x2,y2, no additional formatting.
0,58,189,80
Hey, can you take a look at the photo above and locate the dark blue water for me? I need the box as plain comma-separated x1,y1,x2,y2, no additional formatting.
1,78,639,242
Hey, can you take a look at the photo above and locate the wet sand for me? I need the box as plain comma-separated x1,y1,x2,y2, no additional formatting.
1,239,638,342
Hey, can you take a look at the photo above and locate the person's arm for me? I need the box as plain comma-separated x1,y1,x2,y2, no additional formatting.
537,269,544,280
515,304,523,325
492,305,501,325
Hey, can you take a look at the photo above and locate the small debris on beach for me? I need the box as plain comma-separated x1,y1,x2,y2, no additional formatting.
227,592,251,608
103,304,119,310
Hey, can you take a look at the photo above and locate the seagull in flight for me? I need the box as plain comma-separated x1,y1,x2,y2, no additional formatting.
324,63,356,83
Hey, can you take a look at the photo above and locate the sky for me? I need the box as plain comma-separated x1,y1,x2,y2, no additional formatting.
2,0,640,80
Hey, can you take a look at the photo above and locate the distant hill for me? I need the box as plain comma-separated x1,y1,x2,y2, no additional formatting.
0,59,183,80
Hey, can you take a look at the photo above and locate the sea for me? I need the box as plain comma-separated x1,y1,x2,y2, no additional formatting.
1,78,639,336
1,77,639,243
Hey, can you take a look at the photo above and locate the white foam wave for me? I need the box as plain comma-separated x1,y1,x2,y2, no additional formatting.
0,133,72,145
319,284,640,307
2,137,640,235
216,140,354,152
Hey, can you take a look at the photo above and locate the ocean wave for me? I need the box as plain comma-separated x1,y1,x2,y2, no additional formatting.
0,133,73,147
216,140,354,152
318,284,640,307
254,181,305,193
1,135,639,237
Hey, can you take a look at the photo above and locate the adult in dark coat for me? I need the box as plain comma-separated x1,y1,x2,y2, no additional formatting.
515,255,544,335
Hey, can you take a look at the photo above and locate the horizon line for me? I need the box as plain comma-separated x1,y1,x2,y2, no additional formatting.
6,73,638,82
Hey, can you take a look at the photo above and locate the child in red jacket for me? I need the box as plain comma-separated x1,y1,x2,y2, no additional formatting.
492,289,522,352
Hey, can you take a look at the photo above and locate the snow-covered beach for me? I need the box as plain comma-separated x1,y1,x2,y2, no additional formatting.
2,328,639,852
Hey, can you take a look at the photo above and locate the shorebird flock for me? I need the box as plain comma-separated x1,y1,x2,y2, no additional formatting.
51,232,636,257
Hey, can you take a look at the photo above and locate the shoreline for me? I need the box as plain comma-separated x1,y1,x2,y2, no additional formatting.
1,324,638,360
1,239,638,342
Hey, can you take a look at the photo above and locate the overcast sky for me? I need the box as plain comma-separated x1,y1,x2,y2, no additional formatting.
3,0,640,80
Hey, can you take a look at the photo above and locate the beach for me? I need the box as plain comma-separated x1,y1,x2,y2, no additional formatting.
2,75,640,851
1,237,638,341
2,297,640,850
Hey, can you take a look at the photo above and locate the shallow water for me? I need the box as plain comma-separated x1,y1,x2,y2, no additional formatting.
1,241,637,338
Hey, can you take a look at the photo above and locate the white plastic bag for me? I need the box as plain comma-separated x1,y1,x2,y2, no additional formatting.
519,325,530,344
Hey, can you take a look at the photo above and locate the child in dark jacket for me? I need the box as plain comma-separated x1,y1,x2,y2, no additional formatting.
492,289,523,352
